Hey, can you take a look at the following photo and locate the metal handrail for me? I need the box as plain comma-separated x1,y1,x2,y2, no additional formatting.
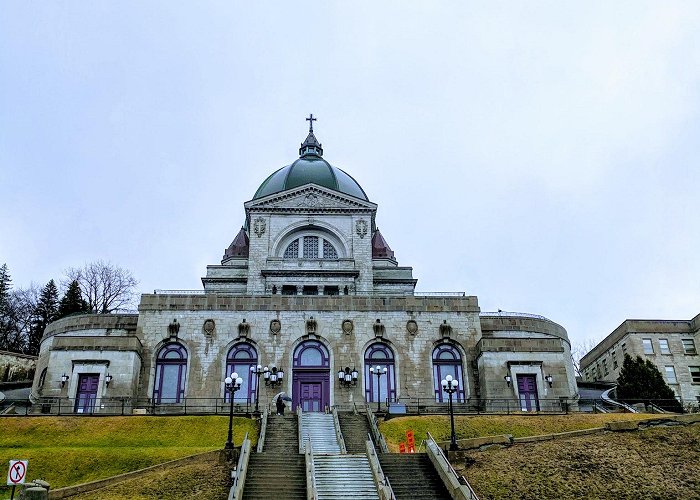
426,432,479,500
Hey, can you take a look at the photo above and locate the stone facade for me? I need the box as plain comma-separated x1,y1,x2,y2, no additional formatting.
31,126,578,414
580,314,700,405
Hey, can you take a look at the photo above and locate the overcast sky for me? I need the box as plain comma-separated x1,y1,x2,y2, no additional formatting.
1,2,699,346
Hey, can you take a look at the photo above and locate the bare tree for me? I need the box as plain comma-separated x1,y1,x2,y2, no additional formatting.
65,261,138,313
571,337,600,378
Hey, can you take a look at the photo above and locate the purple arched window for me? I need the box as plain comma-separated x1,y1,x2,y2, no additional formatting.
153,343,187,404
293,340,330,368
364,343,397,404
226,343,258,403
433,344,466,402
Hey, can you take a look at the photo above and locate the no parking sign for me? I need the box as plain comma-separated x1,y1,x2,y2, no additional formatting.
6,460,27,486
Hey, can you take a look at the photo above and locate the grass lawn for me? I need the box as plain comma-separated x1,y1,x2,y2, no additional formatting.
379,413,658,451
458,425,700,499
68,452,230,500
0,415,258,497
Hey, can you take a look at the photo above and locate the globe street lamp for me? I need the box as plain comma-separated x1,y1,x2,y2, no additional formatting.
441,375,459,451
369,365,387,413
224,373,243,450
250,364,265,415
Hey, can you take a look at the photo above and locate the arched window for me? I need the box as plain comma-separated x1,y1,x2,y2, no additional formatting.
432,344,466,402
153,343,187,404
282,233,339,260
293,340,330,368
225,343,258,403
364,343,397,406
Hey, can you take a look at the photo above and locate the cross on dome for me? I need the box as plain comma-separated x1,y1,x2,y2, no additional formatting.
306,113,317,132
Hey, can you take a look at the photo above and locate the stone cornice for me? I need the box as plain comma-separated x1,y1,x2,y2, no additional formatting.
138,293,480,313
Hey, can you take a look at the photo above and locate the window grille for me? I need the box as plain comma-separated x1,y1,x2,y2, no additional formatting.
284,240,299,258
323,240,338,259
303,236,319,258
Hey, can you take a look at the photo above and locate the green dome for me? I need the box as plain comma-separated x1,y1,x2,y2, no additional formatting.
252,130,369,201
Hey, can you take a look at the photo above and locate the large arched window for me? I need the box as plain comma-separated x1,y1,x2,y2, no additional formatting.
282,233,339,259
153,343,187,404
226,343,258,403
364,343,397,406
432,344,466,402
293,340,330,369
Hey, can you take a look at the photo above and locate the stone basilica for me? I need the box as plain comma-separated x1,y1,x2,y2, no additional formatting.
31,118,578,414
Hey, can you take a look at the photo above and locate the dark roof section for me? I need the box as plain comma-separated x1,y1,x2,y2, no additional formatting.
372,228,395,259
223,228,249,260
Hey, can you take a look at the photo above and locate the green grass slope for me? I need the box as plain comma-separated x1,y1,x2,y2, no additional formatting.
379,413,657,450
459,425,700,499
0,416,257,496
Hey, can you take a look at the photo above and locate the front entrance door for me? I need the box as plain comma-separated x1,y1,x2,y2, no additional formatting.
300,382,323,412
74,374,99,414
517,375,539,411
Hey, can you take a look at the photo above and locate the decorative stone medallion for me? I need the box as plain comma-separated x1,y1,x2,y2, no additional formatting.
253,217,266,237
300,193,319,207
306,316,317,335
203,319,216,336
355,219,368,239
341,319,354,335
270,319,281,335
406,320,418,336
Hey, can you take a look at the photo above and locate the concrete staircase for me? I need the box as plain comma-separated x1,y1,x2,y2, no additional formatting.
300,412,342,453
378,454,451,500
337,411,376,453
263,413,300,453
242,414,306,499
314,455,379,499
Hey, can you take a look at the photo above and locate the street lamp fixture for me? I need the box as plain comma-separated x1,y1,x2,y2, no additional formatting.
369,365,387,413
104,373,113,387
265,366,284,388
60,373,69,388
250,364,265,414
504,374,512,387
337,367,358,388
441,374,459,451
224,373,243,450
545,374,553,387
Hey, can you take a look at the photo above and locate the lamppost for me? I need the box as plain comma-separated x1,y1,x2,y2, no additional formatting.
264,366,284,388
337,367,358,388
369,365,387,413
249,364,265,414
224,373,243,450
441,375,459,451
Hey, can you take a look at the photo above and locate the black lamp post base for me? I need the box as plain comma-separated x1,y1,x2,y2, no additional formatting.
449,442,459,451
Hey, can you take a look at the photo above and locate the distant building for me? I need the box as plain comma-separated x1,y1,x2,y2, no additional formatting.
31,118,578,414
580,314,700,406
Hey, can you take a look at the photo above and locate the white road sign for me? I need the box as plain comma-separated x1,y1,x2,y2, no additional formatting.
7,460,28,486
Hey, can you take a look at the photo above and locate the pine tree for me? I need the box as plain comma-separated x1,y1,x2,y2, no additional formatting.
616,354,683,412
28,279,59,355
57,280,90,319
0,264,18,351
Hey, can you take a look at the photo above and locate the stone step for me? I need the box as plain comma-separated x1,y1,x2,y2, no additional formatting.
378,454,450,500
314,454,379,500
242,452,306,500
